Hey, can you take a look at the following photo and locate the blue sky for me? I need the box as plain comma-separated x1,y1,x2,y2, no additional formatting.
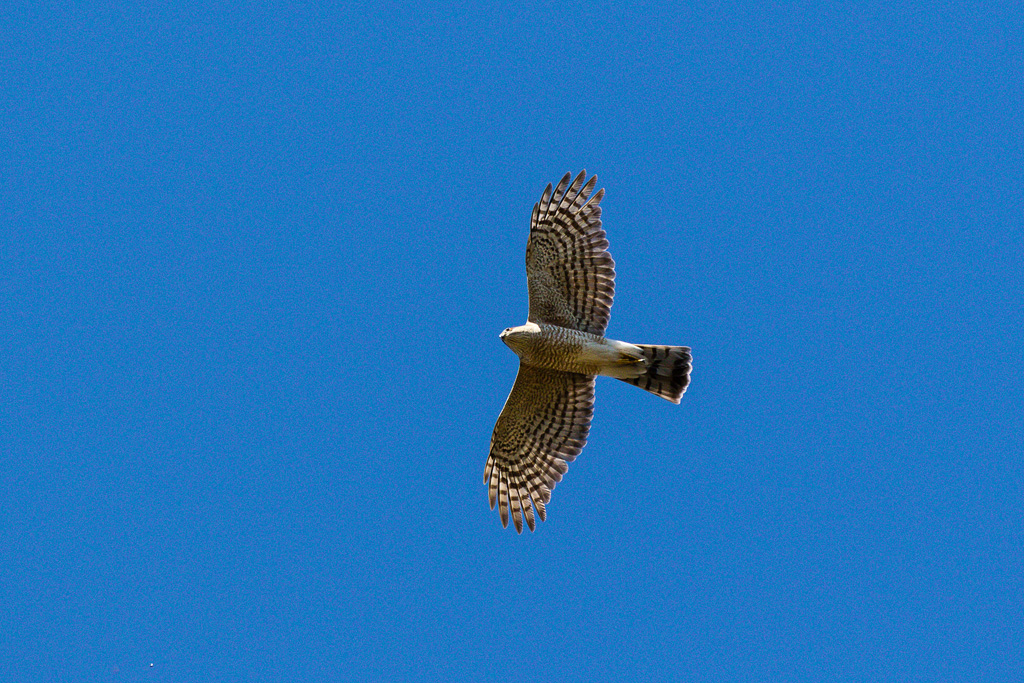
3,1,1022,680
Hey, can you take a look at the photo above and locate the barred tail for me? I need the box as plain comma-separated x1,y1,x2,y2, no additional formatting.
620,345,692,403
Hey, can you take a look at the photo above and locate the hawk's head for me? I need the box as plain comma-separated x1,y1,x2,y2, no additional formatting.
500,322,540,354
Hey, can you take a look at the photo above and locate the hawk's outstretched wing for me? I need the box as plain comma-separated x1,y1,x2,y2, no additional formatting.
485,363,595,533
526,171,615,336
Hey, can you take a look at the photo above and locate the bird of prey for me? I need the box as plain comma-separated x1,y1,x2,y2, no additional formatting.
486,171,692,533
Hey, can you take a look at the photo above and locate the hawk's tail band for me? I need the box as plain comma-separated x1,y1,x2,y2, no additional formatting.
619,345,692,404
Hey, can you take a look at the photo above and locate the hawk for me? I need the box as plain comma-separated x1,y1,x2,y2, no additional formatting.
486,171,692,533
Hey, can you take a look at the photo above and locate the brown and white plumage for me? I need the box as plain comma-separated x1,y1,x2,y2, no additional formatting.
484,364,594,533
526,171,614,335
487,171,692,533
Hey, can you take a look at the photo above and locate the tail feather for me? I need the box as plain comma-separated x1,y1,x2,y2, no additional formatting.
620,344,692,403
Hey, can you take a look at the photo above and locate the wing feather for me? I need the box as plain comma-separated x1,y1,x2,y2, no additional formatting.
485,363,595,533
525,171,615,335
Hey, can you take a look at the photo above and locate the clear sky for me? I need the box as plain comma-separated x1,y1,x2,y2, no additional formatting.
4,1,1022,681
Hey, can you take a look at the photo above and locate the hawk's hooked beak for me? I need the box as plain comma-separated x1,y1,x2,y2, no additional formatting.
499,327,515,350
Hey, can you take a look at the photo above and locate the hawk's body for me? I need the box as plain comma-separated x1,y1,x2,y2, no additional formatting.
501,322,643,377
487,171,692,533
